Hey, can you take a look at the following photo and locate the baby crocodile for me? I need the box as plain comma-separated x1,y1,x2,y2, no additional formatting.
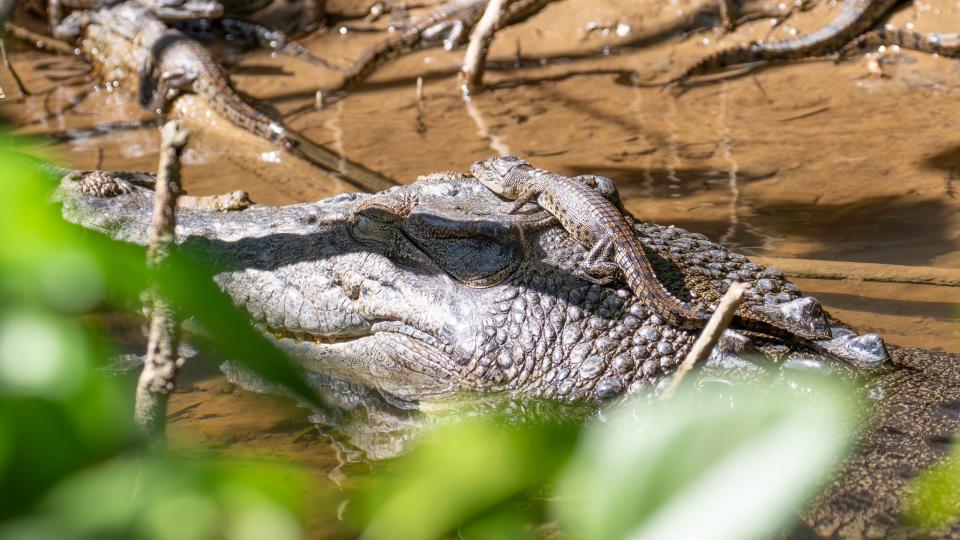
838,28,960,59
471,155,832,342
674,0,900,83
340,0,554,91
138,30,294,146
62,3,393,191
56,5,287,144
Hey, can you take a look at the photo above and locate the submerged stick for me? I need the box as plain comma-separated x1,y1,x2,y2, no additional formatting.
461,0,506,94
4,22,77,56
0,0,12,27
661,282,750,400
134,121,188,440
750,256,960,288
1,38,26,98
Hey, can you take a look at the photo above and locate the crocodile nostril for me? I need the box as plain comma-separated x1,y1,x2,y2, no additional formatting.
345,283,361,301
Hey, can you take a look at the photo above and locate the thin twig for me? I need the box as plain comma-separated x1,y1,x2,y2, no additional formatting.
134,121,189,441
661,282,750,400
4,22,78,56
0,38,24,98
460,0,506,94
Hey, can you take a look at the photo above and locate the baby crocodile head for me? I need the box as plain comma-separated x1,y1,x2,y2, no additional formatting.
470,154,531,198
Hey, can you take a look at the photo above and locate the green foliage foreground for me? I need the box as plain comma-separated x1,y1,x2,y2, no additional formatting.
0,135,957,539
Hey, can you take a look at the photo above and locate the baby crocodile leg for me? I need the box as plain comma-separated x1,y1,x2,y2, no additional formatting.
139,47,195,113
580,238,620,285
505,184,542,214
148,70,196,112
420,18,468,51
138,53,160,109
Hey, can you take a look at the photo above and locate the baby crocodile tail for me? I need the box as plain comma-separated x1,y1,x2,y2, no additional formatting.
186,40,291,145
677,0,899,81
614,240,710,330
615,241,829,341
839,28,960,58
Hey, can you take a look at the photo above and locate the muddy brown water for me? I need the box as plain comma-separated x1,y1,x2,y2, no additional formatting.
3,0,960,536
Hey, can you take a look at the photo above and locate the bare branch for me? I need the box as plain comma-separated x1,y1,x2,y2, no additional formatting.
4,22,77,56
460,0,506,94
661,282,750,400
134,121,189,441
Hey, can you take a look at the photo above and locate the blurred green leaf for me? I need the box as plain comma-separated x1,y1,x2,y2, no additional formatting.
0,139,325,521
0,310,90,399
0,454,308,540
0,146,326,412
154,254,328,413
456,502,542,540
903,438,960,532
555,380,856,540
359,415,577,540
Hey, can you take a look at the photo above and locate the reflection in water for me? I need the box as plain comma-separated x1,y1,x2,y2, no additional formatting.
665,96,682,198
463,94,512,156
717,82,741,246
629,84,656,199
324,100,348,176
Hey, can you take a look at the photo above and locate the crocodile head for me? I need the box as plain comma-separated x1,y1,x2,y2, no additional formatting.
470,154,530,198
55,168,890,404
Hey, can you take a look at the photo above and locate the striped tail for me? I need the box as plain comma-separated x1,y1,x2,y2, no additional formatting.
838,29,960,59
341,30,426,91
615,243,832,342
675,0,897,82
614,243,711,330
207,88,288,144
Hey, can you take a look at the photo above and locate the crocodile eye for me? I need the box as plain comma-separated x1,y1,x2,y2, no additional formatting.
403,212,520,287
353,194,416,223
